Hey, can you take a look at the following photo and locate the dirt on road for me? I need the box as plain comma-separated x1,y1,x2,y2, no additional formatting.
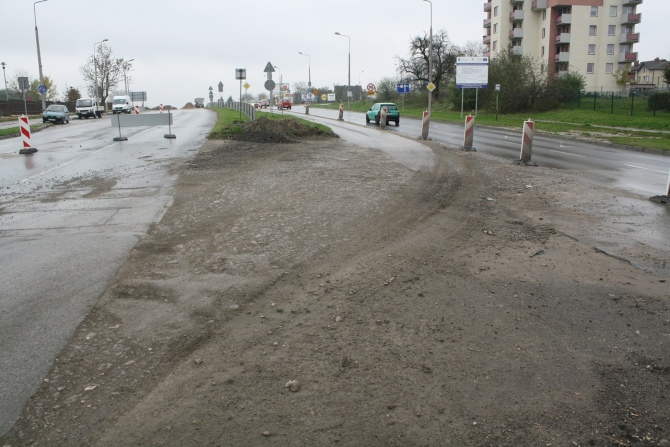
3,118,670,447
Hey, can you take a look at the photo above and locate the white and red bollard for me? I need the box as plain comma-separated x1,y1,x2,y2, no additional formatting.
338,102,344,121
462,114,476,151
517,118,537,166
380,107,387,130
18,115,37,154
650,168,670,204
159,104,164,113
134,105,140,114
421,110,430,139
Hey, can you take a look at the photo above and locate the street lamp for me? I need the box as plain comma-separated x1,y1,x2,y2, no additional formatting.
298,52,311,101
334,32,351,109
274,65,282,108
123,59,134,95
93,39,108,102
1,62,8,102
359,69,364,100
422,0,433,138
34,0,48,110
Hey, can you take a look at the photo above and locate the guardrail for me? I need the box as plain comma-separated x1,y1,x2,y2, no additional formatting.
212,100,256,121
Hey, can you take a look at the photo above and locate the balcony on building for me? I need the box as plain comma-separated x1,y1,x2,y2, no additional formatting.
484,18,492,28
622,0,642,6
510,0,524,4
620,32,640,44
621,13,641,25
618,52,638,63
555,33,571,44
483,34,492,44
554,52,570,63
627,72,636,81
531,0,547,10
556,13,572,25
511,46,523,56
509,10,524,22
484,1,492,12
509,28,524,40
557,70,569,77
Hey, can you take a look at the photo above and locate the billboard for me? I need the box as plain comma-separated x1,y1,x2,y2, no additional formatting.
456,57,489,89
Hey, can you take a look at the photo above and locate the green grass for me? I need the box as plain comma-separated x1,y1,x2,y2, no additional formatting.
255,110,334,134
207,108,334,139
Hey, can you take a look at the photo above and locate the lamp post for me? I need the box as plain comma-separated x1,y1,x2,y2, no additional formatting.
93,38,108,101
422,0,433,138
123,59,134,95
274,65,282,108
334,32,351,109
298,52,311,102
359,70,364,101
34,0,48,110
1,62,8,102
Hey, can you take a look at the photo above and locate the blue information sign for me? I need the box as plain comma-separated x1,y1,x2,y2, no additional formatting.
396,83,410,94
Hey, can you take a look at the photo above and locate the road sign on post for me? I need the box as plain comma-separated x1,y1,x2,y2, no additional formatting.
264,62,275,111
218,81,223,93
396,83,410,94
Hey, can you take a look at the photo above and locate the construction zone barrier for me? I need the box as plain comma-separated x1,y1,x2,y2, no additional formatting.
134,105,140,114
516,118,537,166
18,115,37,154
421,110,430,140
461,115,476,151
111,110,175,141
380,107,387,130
649,168,670,204
338,102,344,121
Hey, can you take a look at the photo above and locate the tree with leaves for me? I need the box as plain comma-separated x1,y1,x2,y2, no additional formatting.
663,63,670,90
62,85,81,103
396,29,459,100
80,43,130,101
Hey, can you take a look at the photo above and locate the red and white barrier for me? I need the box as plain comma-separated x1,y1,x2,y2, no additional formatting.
160,104,164,113
518,118,537,166
380,107,387,130
462,115,476,151
421,110,430,139
650,168,670,204
134,105,140,114
18,115,37,154
338,102,344,121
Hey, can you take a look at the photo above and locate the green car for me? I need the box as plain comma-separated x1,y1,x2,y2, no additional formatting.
365,102,399,126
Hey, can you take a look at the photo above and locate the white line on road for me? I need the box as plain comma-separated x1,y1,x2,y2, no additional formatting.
625,164,668,174
548,149,586,158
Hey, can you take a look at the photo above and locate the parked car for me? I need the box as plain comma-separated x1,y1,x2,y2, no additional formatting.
42,104,70,124
278,99,292,110
259,99,269,108
366,103,399,126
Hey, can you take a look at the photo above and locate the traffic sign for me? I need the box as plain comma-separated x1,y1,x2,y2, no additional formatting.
235,68,247,80
37,85,47,95
218,81,223,93
244,82,250,90
427,82,436,92
367,83,376,92
264,80,276,91
397,83,410,93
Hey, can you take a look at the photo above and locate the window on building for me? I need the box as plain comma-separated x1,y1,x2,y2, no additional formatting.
610,6,618,17
607,44,615,55
493,41,497,51
494,6,498,17
543,10,546,20
591,6,598,17
589,25,597,36
493,23,498,33
541,46,545,56
606,63,613,74
643,76,649,82
588,44,596,55
587,63,595,74
542,28,545,38
608,25,616,36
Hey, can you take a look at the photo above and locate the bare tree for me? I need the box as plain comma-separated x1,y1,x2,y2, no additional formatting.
460,40,488,57
80,43,129,101
396,29,459,100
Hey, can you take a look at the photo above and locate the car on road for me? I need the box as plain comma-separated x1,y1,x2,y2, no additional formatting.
366,103,399,126
259,99,269,108
42,104,70,124
278,99,292,110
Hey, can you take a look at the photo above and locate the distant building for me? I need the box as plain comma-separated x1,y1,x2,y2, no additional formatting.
483,0,643,92
631,58,669,90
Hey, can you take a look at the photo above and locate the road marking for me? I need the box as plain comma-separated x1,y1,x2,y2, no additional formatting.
625,164,668,174
548,149,586,158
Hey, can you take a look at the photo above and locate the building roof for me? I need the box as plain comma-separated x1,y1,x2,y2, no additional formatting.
632,58,669,72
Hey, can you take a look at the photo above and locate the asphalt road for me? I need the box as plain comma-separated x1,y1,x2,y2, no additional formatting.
0,109,216,436
283,105,670,198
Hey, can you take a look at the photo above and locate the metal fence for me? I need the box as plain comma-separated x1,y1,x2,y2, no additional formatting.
557,90,668,116
211,100,256,121
0,100,76,117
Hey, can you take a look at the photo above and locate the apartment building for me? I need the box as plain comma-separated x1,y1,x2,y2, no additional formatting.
483,0,642,92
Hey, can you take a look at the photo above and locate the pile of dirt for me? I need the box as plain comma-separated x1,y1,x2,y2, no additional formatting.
182,102,195,109
233,116,337,144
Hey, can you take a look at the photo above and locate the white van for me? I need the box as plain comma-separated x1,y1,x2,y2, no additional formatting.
112,95,133,114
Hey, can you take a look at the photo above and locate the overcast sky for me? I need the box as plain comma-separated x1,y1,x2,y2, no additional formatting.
2,0,666,107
